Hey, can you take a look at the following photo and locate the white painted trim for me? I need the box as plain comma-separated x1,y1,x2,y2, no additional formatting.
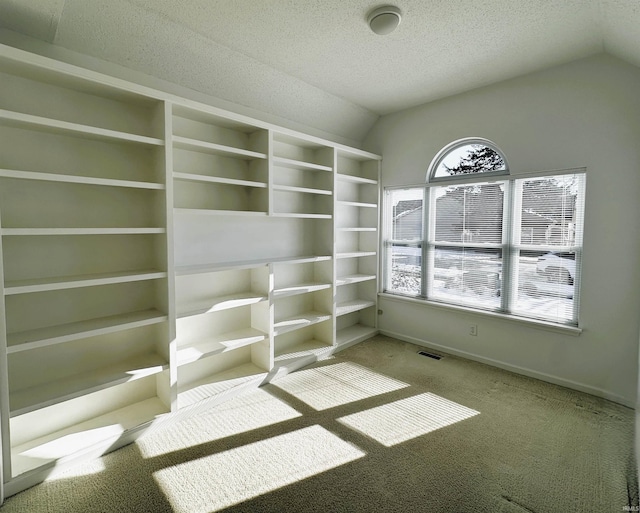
379,293,582,336
379,329,633,408
384,166,587,191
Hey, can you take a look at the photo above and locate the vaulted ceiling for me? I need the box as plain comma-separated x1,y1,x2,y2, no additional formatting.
1,0,639,144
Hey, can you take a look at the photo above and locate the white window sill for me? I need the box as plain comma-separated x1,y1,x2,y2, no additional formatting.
378,292,583,336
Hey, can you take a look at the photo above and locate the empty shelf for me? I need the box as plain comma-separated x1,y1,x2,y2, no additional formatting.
272,156,332,172
177,328,268,366
173,172,267,189
0,168,165,189
0,109,164,146
273,311,332,336
173,135,267,160
336,324,377,347
336,299,376,316
177,363,267,409
4,269,167,295
177,292,268,318
7,309,168,354
336,274,376,286
273,282,332,298
10,353,169,417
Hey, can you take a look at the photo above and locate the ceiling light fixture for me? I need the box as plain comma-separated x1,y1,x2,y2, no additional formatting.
367,6,402,35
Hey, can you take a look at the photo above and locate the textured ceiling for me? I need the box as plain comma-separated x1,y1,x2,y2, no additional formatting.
1,0,640,143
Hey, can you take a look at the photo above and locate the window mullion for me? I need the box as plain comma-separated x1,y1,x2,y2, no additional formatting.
502,180,519,314
422,186,431,298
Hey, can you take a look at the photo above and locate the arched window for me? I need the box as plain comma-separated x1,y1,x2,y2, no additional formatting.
384,138,586,328
427,138,509,181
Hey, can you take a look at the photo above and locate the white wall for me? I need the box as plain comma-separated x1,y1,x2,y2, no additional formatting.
364,54,640,406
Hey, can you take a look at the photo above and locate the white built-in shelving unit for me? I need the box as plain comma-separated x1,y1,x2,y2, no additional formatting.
0,43,380,502
335,150,380,346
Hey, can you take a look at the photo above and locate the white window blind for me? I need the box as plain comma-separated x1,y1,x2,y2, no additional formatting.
385,188,424,296
383,171,586,326
510,173,585,324
428,182,505,311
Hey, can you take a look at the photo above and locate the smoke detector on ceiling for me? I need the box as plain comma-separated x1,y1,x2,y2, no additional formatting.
367,6,402,35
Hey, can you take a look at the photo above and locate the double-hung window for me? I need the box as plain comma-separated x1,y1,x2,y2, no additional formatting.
383,139,586,327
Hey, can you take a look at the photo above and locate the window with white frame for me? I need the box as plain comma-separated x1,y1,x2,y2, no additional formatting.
383,139,586,326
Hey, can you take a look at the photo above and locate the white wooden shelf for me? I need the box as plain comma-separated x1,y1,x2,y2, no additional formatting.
177,292,268,318
177,363,267,409
175,256,330,277
338,227,377,232
336,324,378,347
0,109,164,146
273,282,332,298
273,311,332,336
337,200,378,208
4,269,167,295
272,184,332,196
1,228,166,236
272,255,332,265
271,213,332,219
336,173,378,185
10,353,169,417
173,135,267,160
11,397,168,477
176,262,266,276
176,328,268,366
336,299,376,317
7,309,168,354
336,274,377,286
173,172,267,189
174,208,267,217
274,339,333,362
0,169,165,190
272,156,332,172
336,251,377,259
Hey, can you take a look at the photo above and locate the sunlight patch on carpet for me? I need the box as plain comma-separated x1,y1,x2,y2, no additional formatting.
271,361,409,410
137,389,302,458
153,425,365,512
338,392,479,446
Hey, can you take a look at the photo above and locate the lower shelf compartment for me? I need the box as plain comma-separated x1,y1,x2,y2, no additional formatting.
11,396,169,477
10,352,169,417
336,324,378,347
177,362,267,409
177,328,268,366
274,339,334,363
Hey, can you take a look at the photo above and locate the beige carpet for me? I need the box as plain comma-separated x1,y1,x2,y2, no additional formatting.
2,335,637,512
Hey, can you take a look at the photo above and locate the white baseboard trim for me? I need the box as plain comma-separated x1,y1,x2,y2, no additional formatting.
379,329,633,408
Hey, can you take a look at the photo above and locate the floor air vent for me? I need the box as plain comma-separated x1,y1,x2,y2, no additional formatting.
418,351,442,360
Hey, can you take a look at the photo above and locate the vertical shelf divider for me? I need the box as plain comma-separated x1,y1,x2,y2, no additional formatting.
162,101,178,413
0,206,10,496
267,130,274,217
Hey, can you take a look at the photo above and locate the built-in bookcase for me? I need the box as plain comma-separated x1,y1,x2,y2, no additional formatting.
172,105,269,216
174,264,271,408
0,46,172,491
273,257,334,367
271,132,334,218
0,43,380,501
334,150,380,347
